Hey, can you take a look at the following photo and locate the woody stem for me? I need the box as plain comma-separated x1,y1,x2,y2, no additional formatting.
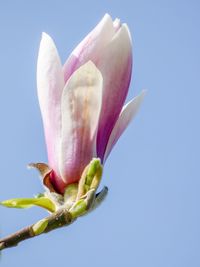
0,208,74,251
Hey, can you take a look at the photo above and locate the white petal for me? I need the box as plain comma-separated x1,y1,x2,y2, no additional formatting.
113,18,121,31
103,90,146,162
73,13,115,59
63,14,115,82
59,61,103,184
37,32,65,175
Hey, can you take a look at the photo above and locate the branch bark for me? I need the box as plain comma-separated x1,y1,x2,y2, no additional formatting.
0,186,108,251
0,208,74,251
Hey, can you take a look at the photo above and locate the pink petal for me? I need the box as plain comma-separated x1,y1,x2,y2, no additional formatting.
63,15,132,161
103,90,146,162
59,61,103,185
96,24,132,160
63,14,115,82
37,33,65,177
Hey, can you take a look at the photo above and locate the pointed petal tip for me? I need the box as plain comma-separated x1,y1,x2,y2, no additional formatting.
112,22,132,49
121,23,132,42
113,18,121,30
141,88,148,95
41,31,48,37
114,17,120,21
39,32,56,52
103,13,112,20
39,33,59,53
97,13,115,31
41,32,52,42
103,90,146,162
125,90,147,111
136,89,147,102
84,60,95,68
78,60,103,81
135,89,147,110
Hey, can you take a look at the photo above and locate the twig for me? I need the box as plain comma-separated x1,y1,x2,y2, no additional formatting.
0,186,108,251
0,208,74,251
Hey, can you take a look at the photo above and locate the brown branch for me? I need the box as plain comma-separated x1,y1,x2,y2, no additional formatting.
0,208,75,251
0,186,108,251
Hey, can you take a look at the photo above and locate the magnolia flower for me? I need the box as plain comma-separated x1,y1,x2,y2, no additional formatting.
37,14,145,194
0,14,146,249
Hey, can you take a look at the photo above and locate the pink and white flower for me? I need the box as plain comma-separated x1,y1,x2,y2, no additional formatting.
37,14,145,194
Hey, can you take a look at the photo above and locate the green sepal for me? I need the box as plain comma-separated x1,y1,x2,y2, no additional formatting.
69,199,87,219
81,186,109,217
77,158,103,200
32,218,48,235
85,158,101,186
0,197,56,213
64,183,78,209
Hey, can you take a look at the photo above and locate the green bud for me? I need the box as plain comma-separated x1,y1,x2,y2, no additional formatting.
32,218,48,235
85,158,101,186
76,158,103,200
90,166,103,190
69,199,87,219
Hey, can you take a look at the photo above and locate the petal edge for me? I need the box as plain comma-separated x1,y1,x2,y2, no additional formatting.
59,61,103,185
103,90,146,162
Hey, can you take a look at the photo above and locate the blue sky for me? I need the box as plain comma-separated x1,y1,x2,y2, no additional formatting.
0,0,200,266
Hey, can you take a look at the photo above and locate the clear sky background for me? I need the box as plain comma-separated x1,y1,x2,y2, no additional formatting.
0,0,199,266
